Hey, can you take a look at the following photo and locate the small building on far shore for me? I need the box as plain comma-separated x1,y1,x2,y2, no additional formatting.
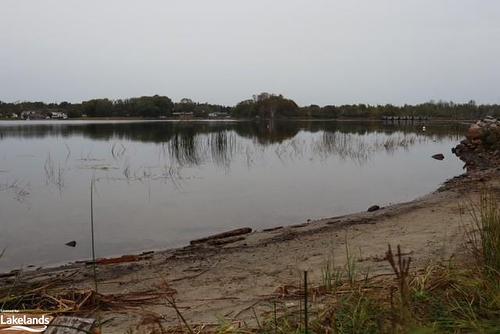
208,112,230,119
51,111,68,119
21,111,44,120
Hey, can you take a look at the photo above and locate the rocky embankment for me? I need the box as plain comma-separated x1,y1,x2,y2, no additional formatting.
453,116,500,170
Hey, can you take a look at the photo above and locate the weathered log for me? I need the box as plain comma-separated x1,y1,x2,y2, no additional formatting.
263,226,283,232
92,254,139,265
207,236,246,246
190,227,252,245
367,205,380,212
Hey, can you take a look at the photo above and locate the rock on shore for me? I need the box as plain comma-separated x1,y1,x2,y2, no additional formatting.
453,116,500,170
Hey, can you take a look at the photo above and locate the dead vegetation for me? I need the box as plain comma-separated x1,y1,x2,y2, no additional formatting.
131,190,500,333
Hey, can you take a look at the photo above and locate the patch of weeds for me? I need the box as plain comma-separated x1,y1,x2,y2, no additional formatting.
327,290,383,334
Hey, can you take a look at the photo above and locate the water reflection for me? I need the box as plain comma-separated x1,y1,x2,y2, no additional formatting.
0,120,463,141
0,120,465,169
0,120,466,271
0,120,465,203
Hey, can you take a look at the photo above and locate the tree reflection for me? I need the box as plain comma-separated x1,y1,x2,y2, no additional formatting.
0,121,465,168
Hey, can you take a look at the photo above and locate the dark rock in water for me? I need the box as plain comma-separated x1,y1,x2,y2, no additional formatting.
65,240,77,247
432,153,445,160
367,205,380,212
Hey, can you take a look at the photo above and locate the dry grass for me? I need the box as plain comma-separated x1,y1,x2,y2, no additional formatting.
465,189,500,278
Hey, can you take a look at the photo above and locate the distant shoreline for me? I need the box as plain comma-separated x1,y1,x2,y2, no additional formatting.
0,117,476,123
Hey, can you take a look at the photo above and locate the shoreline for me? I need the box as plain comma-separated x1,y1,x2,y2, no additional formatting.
0,118,467,274
3,165,499,332
0,169,468,277
0,117,476,123
1,117,499,332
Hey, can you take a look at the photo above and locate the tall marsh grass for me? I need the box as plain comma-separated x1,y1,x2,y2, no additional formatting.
466,189,500,277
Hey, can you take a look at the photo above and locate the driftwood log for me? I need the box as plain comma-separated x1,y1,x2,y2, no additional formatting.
190,227,252,245
207,236,246,246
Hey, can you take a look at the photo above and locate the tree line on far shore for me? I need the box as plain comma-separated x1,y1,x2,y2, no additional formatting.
1,93,499,120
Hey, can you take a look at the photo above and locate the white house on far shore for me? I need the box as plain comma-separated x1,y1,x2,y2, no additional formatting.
51,112,68,119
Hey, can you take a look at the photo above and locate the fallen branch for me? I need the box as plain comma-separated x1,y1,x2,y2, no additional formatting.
190,228,252,245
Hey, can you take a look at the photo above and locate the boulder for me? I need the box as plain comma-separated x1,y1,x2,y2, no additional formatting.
471,138,483,146
466,124,483,140
432,153,445,160
453,118,500,171
65,240,77,247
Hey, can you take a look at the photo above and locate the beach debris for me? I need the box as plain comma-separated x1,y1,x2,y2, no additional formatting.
0,270,20,279
207,236,245,246
291,223,308,228
367,205,380,212
94,254,139,265
190,227,252,245
273,284,300,298
65,240,77,247
0,287,169,319
263,226,283,232
432,153,445,160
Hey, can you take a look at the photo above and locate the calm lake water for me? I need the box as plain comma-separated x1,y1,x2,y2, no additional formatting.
0,120,465,271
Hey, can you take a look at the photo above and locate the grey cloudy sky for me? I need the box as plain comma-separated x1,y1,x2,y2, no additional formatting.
1,0,499,106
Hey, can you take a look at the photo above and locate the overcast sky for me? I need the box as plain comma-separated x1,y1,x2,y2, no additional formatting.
1,0,499,106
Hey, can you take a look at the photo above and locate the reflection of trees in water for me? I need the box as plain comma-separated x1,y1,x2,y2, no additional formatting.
312,131,429,164
0,122,463,202
163,130,444,168
208,131,236,168
0,120,465,142
314,132,370,163
168,130,202,166
163,130,237,169
0,121,465,168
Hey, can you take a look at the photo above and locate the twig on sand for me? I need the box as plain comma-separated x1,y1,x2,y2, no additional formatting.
233,299,263,319
171,260,220,282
